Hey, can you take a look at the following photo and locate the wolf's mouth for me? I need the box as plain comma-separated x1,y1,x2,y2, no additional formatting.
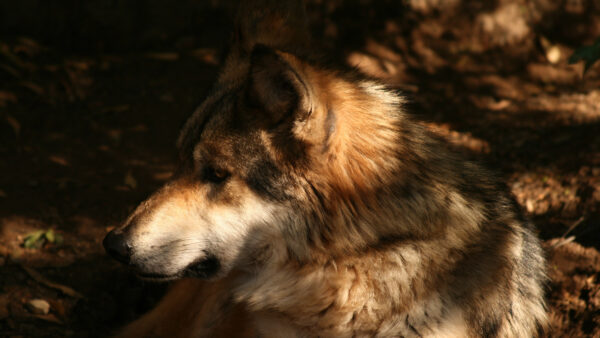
136,272,181,282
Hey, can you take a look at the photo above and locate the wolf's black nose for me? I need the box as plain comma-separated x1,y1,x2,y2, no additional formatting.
103,230,131,265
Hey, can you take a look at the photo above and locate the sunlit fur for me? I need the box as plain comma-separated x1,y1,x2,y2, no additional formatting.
111,1,547,337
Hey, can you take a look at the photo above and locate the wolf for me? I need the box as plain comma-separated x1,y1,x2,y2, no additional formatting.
103,0,548,336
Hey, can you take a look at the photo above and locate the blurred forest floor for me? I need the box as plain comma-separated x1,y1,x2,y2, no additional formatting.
0,0,599,336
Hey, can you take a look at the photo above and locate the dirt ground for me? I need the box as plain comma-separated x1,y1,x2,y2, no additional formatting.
0,0,599,337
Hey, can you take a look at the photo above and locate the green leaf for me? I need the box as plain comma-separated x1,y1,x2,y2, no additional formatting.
568,37,600,74
22,229,64,249
23,230,45,249
23,237,41,249
45,229,56,243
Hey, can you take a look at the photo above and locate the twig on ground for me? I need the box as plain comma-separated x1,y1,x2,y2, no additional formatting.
548,216,587,250
21,266,85,299
549,236,576,250
560,216,586,239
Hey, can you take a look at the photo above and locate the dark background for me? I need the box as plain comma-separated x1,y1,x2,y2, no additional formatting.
0,0,599,336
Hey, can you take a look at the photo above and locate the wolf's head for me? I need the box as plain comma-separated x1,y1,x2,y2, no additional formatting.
103,1,403,281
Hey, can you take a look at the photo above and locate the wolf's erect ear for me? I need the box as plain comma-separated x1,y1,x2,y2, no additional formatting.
246,45,312,125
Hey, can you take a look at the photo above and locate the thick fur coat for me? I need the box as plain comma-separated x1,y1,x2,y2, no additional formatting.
104,1,548,337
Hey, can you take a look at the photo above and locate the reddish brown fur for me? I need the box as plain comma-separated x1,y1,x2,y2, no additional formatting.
116,275,255,338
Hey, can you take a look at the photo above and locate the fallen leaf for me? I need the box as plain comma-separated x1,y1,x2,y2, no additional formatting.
15,37,43,56
145,52,179,61
190,48,218,65
20,81,45,96
23,230,45,249
107,129,122,145
124,171,137,189
48,155,69,166
488,99,511,111
45,229,56,243
5,115,20,136
0,44,31,69
22,229,64,249
0,64,22,78
0,91,17,106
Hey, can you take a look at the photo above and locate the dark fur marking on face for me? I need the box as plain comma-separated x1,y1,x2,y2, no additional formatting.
205,178,235,203
178,91,236,168
178,113,212,169
246,158,287,202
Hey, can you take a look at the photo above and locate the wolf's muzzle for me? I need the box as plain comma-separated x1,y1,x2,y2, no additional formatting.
103,230,132,265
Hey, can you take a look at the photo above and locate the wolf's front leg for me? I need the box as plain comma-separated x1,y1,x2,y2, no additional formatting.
114,276,256,338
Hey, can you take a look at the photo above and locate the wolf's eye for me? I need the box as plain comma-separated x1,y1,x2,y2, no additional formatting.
203,166,230,184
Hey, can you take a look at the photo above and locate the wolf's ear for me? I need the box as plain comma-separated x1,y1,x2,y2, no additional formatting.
246,45,312,125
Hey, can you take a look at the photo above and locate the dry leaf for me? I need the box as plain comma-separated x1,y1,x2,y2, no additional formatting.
145,52,179,61
5,115,20,135
20,81,45,96
124,171,137,189
30,313,63,325
0,91,17,106
48,155,69,166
